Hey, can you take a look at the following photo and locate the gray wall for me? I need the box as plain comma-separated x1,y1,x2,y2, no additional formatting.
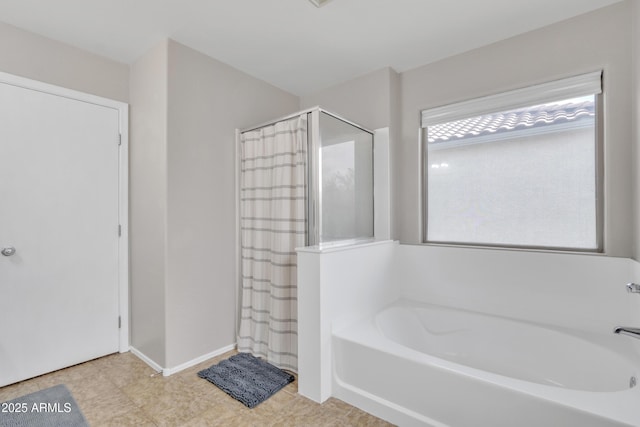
301,2,634,257
3,0,639,372
54,34,300,370
300,67,399,131
633,0,640,260
0,21,128,102
300,67,401,237
397,1,633,256
130,39,299,370
0,20,299,370
164,40,299,368
129,41,169,367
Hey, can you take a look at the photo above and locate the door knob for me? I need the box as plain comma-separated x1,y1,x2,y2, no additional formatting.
1,247,16,257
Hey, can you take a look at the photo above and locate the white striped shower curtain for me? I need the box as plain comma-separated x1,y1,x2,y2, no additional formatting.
237,115,307,372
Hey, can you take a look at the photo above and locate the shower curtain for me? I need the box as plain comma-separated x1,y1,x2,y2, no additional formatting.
237,115,307,372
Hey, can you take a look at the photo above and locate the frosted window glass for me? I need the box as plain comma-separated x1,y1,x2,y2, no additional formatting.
426,95,598,250
320,112,373,242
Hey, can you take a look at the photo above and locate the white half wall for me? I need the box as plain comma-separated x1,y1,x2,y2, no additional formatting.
297,240,640,407
297,240,398,403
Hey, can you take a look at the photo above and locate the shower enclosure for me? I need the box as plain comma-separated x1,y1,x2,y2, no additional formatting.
308,109,374,245
236,107,374,371
239,107,375,246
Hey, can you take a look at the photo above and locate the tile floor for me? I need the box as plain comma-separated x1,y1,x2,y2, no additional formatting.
0,350,394,426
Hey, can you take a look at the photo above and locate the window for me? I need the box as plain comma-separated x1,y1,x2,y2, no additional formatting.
422,72,602,251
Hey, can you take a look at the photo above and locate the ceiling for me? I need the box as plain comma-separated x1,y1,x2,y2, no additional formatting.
0,0,623,96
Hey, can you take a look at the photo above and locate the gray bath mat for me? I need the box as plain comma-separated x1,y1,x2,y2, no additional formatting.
0,384,88,427
198,352,294,408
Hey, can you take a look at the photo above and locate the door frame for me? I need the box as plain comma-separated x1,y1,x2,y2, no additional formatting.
0,71,130,352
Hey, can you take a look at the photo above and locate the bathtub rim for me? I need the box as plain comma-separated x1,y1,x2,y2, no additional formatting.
332,298,640,426
374,298,640,391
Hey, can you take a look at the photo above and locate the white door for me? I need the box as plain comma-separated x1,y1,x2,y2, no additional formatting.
0,80,122,387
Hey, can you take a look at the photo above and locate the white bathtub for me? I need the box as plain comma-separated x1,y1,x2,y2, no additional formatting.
332,300,640,426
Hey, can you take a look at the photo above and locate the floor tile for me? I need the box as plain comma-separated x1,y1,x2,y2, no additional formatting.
93,408,157,427
0,351,394,426
78,386,139,425
0,380,40,402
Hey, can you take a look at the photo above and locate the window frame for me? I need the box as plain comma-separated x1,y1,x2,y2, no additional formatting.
420,73,604,253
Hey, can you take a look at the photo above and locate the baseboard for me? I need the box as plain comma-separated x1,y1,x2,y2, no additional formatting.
130,346,163,373
333,376,444,427
162,343,237,377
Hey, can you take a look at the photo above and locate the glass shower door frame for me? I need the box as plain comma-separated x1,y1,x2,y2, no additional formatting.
307,110,319,246
307,108,374,247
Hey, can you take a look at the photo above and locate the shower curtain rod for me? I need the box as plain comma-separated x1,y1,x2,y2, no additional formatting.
239,106,373,135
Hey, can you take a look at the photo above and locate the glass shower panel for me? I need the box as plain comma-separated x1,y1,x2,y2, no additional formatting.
319,112,373,242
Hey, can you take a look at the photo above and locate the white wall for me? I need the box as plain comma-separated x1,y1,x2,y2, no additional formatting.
397,2,633,257
0,21,128,102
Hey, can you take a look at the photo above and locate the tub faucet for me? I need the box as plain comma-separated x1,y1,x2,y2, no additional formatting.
614,327,640,339
626,283,640,293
